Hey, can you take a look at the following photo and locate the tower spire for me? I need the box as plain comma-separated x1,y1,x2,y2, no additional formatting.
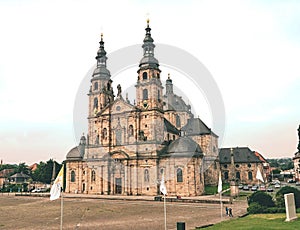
92,33,111,79
138,19,159,70
96,33,107,67
166,73,173,95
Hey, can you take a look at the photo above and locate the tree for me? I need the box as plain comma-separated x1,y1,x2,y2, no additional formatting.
275,186,300,209
248,191,275,208
32,159,61,184
0,164,17,171
13,163,31,176
267,158,294,171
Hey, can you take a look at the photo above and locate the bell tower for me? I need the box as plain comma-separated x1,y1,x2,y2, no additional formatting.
136,20,163,111
88,34,114,145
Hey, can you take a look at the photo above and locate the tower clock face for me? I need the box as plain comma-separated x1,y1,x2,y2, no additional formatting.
143,100,148,108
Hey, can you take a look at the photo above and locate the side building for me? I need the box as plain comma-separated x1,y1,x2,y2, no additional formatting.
293,125,300,182
219,147,270,185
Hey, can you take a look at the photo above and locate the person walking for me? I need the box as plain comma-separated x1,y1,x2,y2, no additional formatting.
225,206,228,216
229,208,233,217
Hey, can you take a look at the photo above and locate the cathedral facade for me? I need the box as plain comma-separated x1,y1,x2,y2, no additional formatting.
65,21,219,196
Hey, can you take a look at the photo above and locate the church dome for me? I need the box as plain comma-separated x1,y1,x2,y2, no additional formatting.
92,66,110,78
139,56,159,66
66,146,84,160
165,136,203,157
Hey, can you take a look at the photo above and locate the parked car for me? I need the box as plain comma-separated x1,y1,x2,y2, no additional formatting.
243,185,249,191
267,187,274,192
275,183,281,189
251,186,258,191
238,184,244,189
259,185,266,191
31,188,41,193
288,179,296,183
296,182,300,186
271,180,280,185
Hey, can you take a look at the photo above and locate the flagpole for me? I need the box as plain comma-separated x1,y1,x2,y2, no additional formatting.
164,193,167,230
60,190,63,230
220,192,223,220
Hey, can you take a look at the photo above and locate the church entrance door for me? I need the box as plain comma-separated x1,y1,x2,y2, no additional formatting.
115,178,122,194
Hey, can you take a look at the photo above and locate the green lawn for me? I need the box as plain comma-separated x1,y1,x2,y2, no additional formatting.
205,183,230,195
202,213,300,230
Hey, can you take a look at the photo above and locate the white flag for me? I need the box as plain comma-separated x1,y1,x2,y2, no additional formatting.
217,172,222,193
160,175,167,195
256,167,264,183
50,165,64,201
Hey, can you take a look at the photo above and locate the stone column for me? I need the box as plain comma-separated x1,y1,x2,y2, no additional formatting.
124,160,128,195
230,179,239,198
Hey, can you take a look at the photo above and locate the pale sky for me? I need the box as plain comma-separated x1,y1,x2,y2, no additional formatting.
0,0,299,165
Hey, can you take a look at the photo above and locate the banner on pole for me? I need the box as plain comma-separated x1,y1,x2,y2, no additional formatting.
50,165,64,201
160,175,167,195
256,167,264,183
217,172,222,193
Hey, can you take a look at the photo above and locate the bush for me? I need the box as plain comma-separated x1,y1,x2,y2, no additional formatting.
247,203,286,214
248,191,275,207
247,202,267,214
275,186,300,208
266,207,286,213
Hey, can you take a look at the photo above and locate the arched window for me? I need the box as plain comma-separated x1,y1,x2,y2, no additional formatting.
177,168,183,182
94,97,98,109
236,171,241,180
71,171,76,182
224,171,229,180
144,169,149,182
128,125,134,136
94,82,98,91
248,171,253,180
157,90,160,101
91,170,96,182
143,72,148,80
176,115,181,127
102,128,107,140
143,89,148,100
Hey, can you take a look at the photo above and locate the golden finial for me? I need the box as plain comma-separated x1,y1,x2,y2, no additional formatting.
168,73,170,79
101,33,103,41
147,18,150,26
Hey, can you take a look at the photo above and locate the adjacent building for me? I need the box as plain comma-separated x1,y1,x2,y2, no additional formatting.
219,147,270,184
293,125,300,181
0,168,14,189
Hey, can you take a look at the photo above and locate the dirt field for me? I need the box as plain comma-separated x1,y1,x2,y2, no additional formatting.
0,194,247,230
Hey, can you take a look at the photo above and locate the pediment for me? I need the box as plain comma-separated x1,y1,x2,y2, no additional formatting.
98,97,136,116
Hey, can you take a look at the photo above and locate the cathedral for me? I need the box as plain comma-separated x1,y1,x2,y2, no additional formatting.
65,20,219,196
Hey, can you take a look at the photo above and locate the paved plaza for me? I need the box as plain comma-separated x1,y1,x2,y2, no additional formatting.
0,194,248,229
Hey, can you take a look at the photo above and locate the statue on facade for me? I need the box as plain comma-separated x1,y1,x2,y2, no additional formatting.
117,84,122,97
